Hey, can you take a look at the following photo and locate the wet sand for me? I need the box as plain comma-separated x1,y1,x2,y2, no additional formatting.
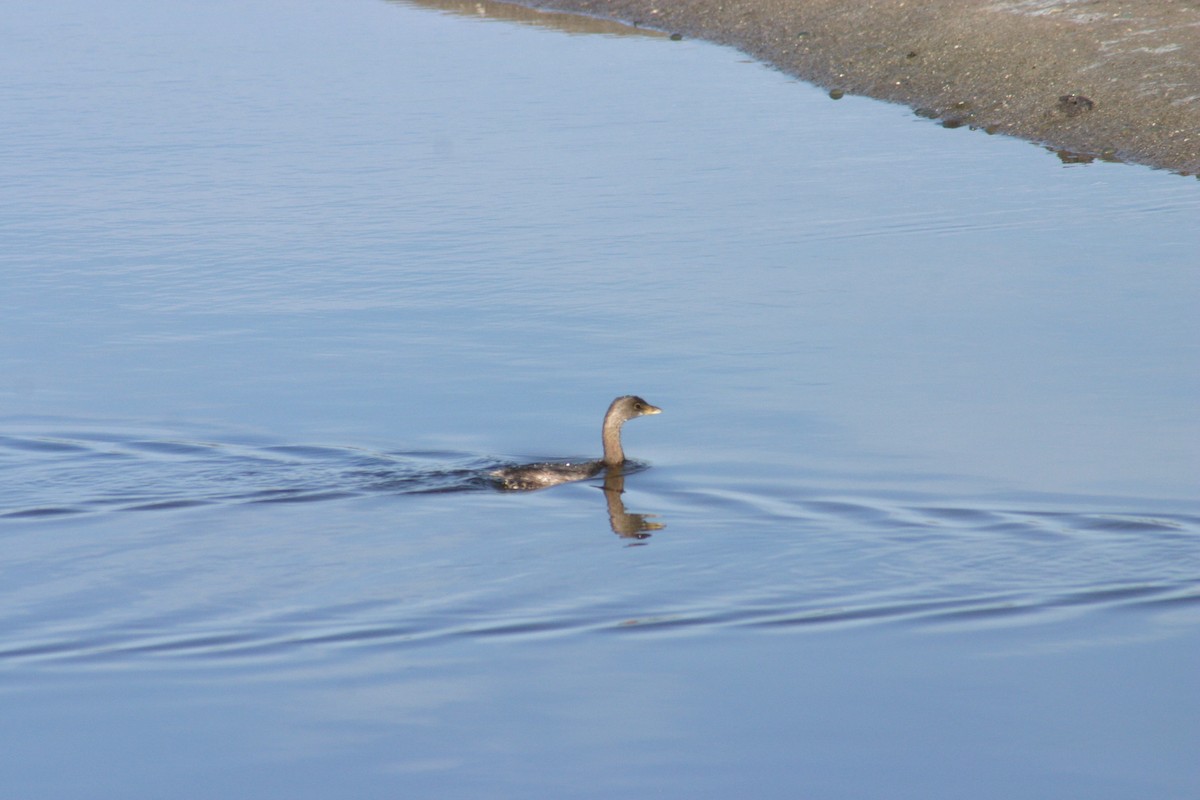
515,0,1200,175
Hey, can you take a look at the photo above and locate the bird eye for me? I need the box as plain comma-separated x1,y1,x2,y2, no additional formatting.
634,403,644,410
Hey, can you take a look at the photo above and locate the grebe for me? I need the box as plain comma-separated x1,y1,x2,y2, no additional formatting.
492,395,661,491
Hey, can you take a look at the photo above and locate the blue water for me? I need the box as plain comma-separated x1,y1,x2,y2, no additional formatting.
2,0,1198,797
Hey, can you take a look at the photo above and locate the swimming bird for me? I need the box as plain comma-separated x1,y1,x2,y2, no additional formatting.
492,395,662,491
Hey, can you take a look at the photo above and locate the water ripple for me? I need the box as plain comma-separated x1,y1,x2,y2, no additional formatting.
0,426,499,519
3,421,1197,668
2,578,1195,669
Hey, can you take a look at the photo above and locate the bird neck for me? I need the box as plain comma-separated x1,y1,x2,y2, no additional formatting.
601,415,625,466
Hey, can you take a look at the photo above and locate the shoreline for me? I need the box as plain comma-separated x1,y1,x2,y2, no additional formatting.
514,0,1200,176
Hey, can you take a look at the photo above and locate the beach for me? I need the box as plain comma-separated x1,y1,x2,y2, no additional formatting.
520,0,1200,174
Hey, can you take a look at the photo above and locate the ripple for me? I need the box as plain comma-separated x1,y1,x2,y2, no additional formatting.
0,435,92,454
124,440,225,456
0,422,500,519
4,575,1197,668
1,506,87,519
126,499,215,512
2,420,1198,670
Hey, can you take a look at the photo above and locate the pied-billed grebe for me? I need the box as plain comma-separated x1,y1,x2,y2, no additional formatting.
492,395,662,491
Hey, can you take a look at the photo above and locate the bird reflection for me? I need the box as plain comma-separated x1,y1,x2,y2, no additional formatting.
601,466,665,540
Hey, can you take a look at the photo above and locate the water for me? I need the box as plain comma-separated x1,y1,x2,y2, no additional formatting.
2,0,1198,797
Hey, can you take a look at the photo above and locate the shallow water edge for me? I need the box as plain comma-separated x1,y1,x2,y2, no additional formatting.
484,0,1200,174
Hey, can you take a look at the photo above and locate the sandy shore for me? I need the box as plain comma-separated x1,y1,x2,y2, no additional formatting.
507,0,1200,175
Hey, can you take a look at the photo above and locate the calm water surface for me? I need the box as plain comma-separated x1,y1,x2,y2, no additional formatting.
2,0,1198,797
